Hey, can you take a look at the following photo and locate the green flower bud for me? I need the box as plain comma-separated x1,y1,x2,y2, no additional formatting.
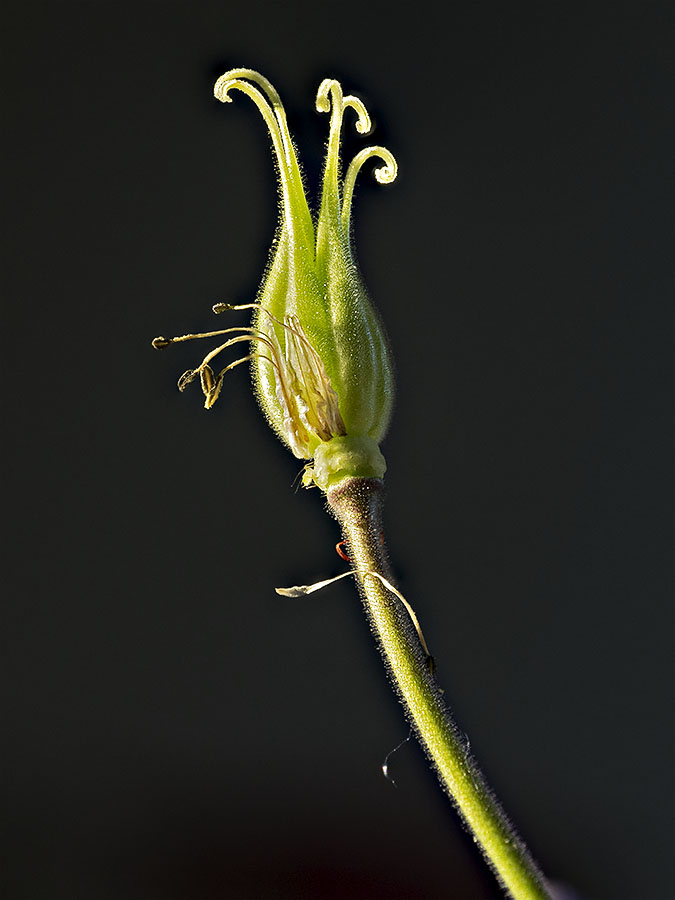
153,69,397,492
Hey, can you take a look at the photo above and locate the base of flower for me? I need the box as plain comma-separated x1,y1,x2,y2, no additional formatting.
311,435,386,492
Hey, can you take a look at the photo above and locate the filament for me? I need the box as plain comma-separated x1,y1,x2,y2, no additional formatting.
276,569,432,666
155,301,344,445
363,571,432,661
155,319,283,408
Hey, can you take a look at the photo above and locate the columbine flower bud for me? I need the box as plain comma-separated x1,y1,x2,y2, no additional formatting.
153,69,397,492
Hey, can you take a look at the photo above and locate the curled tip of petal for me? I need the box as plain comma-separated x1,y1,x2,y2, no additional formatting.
315,78,334,114
152,336,171,350
374,158,398,184
213,75,235,103
341,146,398,232
316,78,372,135
214,68,285,109
344,96,372,135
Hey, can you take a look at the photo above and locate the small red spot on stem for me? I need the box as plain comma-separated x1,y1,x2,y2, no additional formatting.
335,541,351,562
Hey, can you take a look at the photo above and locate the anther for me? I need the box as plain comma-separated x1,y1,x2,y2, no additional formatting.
152,336,172,349
177,369,197,391
199,364,216,395
212,302,262,315
204,373,224,409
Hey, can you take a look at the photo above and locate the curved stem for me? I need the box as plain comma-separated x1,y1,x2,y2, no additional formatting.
326,477,552,900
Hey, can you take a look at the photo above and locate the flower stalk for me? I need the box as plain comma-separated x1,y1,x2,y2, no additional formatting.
327,478,551,900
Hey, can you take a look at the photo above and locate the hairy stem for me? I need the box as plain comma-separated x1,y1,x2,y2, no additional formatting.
326,477,552,900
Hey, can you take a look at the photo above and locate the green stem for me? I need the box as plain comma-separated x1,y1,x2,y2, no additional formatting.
326,477,552,900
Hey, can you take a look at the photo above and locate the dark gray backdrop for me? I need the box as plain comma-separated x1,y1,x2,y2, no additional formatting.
3,2,673,898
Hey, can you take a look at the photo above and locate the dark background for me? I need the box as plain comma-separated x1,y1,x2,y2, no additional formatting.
3,2,674,898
